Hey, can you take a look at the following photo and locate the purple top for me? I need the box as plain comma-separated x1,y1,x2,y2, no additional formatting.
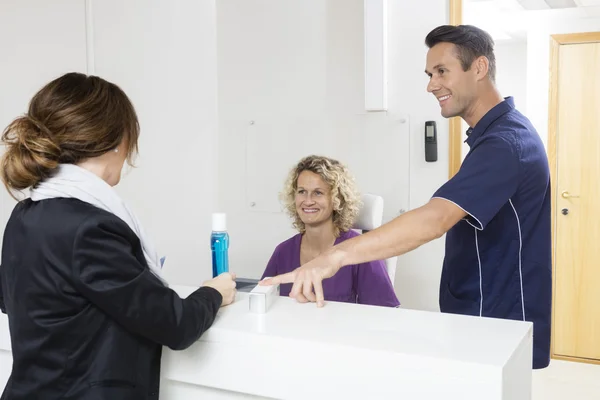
262,230,400,307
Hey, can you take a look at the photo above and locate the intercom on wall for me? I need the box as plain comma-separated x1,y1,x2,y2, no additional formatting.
425,121,437,162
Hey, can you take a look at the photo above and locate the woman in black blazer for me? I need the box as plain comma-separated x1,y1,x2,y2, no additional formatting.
0,72,237,399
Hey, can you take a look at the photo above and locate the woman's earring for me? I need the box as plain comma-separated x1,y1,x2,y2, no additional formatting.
114,148,119,153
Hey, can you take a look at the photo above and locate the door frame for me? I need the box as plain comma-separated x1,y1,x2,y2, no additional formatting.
448,0,462,179
548,32,600,365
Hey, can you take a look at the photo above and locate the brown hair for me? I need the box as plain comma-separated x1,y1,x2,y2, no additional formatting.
1,72,140,198
425,25,496,82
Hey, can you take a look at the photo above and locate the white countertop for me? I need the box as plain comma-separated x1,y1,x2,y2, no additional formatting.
173,284,531,368
159,285,533,399
0,284,534,399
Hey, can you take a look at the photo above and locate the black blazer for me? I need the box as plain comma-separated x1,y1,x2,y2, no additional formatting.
0,198,222,400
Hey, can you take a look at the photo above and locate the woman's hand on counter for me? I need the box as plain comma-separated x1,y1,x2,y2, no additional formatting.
203,272,237,307
260,250,344,308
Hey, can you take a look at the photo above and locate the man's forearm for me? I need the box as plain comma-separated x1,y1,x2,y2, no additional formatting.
332,201,456,268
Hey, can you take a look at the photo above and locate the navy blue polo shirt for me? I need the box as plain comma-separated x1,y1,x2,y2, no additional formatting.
433,97,552,369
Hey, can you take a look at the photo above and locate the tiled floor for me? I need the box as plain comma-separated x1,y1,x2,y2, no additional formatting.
533,359,600,400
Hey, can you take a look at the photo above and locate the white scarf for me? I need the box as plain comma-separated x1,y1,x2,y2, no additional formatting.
30,163,167,286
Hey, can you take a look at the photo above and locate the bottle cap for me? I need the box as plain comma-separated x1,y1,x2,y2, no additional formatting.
212,213,227,231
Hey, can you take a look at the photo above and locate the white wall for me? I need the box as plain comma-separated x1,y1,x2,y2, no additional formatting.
217,0,450,311
0,0,220,286
91,0,220,285
0,0,87,247
388,0,449,310
496,41,528,114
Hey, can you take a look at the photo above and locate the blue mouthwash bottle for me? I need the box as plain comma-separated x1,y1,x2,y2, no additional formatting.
211,213,229,278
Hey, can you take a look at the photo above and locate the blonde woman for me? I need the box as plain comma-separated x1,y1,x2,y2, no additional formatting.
261,155,399,307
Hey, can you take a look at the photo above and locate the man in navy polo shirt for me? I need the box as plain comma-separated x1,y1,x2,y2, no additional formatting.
262,25,551,369
425,25,551,370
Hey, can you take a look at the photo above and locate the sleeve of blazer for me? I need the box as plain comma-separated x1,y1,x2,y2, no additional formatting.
71,215,223,350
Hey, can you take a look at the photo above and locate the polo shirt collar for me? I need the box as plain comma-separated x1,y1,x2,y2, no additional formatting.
465,96,515,147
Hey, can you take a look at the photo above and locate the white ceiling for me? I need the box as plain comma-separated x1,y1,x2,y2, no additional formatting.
465,0,600,42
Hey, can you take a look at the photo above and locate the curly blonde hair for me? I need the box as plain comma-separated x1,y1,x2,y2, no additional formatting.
281,155,361,237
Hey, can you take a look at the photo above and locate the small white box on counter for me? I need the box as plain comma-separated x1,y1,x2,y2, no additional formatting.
249,279,280,313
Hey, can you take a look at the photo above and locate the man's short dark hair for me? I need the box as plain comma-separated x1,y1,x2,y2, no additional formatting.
425,25,496,82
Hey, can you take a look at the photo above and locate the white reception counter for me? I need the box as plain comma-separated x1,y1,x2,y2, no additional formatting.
0,285,533,399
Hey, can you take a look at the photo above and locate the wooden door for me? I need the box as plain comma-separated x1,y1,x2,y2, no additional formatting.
551,33,600,363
